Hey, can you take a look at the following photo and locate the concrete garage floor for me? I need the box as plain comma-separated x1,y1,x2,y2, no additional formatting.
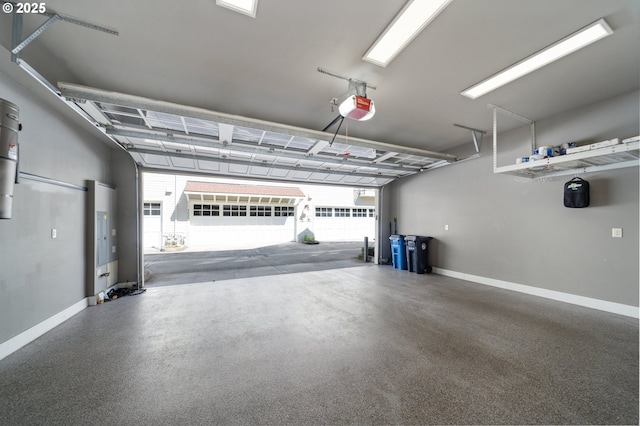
0,266,637,425
144,241,371,286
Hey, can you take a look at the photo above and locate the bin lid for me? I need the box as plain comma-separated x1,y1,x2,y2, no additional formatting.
404,235,433,242
389,234,405,239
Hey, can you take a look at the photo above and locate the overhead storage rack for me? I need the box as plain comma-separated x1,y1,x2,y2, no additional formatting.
490,105,639,179
494,141,639,178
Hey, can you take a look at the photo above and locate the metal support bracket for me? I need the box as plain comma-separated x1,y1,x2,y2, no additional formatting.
5,1,118,62
318,67,377,94
454,123,486,153
12,14,60,57
488,104,536,173
318,66,377,110
11,10,22,62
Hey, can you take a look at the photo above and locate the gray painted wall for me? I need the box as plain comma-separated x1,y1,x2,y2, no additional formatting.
382,91,639,306
0,68,113,344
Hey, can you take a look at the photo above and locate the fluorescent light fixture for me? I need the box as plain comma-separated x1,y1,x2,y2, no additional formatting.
216,0,258,18
461,18,613,100
363,0,452,67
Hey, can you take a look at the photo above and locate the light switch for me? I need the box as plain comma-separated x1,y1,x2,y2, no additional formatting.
51,229,57,239
612,228,623,238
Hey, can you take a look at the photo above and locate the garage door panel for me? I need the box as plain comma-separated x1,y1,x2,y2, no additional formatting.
197,160,221,171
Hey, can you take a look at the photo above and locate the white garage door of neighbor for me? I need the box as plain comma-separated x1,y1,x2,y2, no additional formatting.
188,215,295,248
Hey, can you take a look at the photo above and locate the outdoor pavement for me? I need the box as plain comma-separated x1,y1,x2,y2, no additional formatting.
144,241,374,286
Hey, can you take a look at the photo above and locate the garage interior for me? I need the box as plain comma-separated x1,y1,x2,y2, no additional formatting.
0,0,638,424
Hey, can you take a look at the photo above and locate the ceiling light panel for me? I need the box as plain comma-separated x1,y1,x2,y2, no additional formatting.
363,0,452,67
461,18,613,100
216,0,258,18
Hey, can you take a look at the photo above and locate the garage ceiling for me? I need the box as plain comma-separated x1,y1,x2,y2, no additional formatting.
0,0,638,185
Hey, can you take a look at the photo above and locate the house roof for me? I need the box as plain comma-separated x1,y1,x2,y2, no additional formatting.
184,181,305,198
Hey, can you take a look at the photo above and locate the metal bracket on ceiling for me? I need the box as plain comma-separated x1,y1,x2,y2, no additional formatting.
6,1,118,62
488,104,536,173
318,67,376,99
10,7,22,62
11,13,60,58
453,123,487,153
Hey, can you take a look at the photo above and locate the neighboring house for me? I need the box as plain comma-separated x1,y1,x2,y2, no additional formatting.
143,173,376,249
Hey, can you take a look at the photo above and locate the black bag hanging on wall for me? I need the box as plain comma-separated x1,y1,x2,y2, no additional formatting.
564,177,590,208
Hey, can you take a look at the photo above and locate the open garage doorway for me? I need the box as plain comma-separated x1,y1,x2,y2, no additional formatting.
142,172,379,286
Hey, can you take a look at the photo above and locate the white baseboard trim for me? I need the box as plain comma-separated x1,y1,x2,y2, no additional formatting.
432,268,639,319
0,298,89,361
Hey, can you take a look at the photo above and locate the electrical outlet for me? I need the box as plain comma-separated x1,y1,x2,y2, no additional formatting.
612,228,623,238
51,229,57,239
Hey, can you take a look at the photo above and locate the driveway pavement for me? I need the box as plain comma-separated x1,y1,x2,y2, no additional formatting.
144,241,373,286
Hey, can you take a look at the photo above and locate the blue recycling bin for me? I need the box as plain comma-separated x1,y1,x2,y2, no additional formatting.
389,235,408,270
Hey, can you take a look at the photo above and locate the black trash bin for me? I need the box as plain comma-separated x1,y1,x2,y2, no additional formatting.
404,235,433,274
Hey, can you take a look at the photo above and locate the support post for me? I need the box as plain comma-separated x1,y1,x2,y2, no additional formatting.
493,107,498,173
364,236,369,263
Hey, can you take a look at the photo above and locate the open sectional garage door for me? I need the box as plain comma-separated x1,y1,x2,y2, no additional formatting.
55,83,458,259
58,83,457,187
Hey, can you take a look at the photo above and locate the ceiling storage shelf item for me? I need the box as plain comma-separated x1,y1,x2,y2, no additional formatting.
490,104,639,179
494,141,640,179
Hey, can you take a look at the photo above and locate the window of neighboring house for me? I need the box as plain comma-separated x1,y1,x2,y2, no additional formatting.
274,206,295,217
352,208,367,217
223,205,247,217
368,208,375,218
250,206,272,217
144,202,161,216
193,204,220,217
315,207,333,217
334,208,350,217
